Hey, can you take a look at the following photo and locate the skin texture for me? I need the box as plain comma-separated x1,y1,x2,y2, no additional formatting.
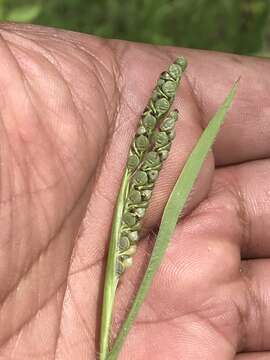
0,23,269,360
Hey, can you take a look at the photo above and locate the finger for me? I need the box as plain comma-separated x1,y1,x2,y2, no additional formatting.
236,353,270,360
209,158,270,259
8,22,270,169
169,47,270,166
239,259,270,353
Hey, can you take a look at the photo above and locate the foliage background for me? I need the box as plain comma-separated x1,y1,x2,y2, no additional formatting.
1,0,270,56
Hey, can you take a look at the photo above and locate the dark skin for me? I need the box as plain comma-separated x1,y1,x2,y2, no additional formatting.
0,23,269,360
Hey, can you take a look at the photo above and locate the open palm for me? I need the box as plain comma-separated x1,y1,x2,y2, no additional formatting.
0,23,269,360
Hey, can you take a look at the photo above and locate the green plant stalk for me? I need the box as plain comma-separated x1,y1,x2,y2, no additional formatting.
100,169,130,360
107,80,238,360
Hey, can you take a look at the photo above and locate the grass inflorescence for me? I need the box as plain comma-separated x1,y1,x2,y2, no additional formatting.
117,57,187,276
100,57,187,360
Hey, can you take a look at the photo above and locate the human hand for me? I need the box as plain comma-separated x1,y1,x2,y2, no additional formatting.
0,23,269,360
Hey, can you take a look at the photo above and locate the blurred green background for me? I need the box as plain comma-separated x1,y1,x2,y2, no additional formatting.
1,0,270,55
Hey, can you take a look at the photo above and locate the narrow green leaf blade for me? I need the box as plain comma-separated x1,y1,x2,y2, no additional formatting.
107,80,238,360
